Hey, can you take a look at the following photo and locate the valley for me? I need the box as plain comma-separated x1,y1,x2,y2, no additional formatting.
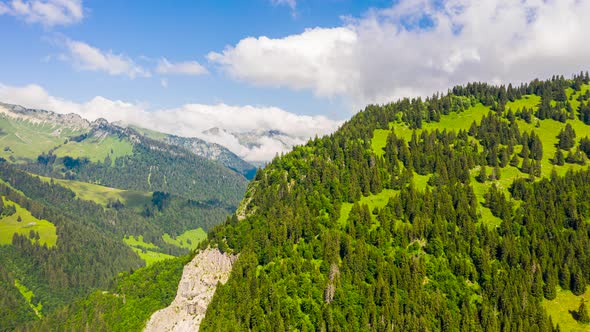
0,104,253,330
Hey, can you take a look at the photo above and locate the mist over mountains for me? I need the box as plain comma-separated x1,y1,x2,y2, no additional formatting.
0,83,343,163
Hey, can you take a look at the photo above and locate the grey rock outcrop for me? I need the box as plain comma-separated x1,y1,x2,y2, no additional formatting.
144,248,237,332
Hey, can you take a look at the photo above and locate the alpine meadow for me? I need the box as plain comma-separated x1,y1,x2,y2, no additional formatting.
3,1,590,331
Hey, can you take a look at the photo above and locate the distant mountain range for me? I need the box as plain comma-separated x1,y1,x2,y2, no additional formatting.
200,126,313,167
0,102,257,179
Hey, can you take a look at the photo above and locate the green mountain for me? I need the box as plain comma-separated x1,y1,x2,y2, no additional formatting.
14,73,590,331
132,126,258,180
199,73,590,331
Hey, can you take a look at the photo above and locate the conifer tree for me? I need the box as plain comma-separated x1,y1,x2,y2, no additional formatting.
510,154,520,167
476,166,487,183
577,299,590,323
553,149,565,166
557,123,576,150
572,268,587,296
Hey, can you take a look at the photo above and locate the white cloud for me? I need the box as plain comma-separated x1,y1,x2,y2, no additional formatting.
156,58,208,76
0,83,342,162
207,27,358,97
209,0,590,107
0,0,83,26
63,39,150,78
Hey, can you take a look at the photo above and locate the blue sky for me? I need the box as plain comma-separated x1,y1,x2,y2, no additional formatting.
0,0,391,118
1,0,590,161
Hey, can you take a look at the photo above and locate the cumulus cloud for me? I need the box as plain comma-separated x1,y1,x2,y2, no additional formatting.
208,27,358,97
156,58,208,76
0,0,83,26
63,39,150,78
0,83,342,162
209,0,590,107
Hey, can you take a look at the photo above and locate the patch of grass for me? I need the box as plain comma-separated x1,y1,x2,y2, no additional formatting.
543,286,590,332
162,228,207,250
53,135,133,164
0,115,83,162
371,129,390,157
567,84,590,111
392,103,492,142
414,173,430,192
14,278,42,318
471,166,508,227
37,176,150,209
129,125,168,140
426,103,491,132
516,119,590,179
506,94,541,111
123,235,175,266
338,189,398,226
0,197,57,247
130,247,174,267
123,235,159,250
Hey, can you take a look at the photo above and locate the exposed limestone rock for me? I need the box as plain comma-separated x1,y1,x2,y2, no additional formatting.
0,103,91,131
144,248,237,332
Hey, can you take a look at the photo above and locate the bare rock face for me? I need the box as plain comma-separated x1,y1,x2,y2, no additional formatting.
144,248,237,332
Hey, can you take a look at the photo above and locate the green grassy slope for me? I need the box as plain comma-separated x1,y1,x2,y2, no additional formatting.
0,115,82,162
37,175,150,208
52,135,134,163
371,85,590,193
543,287,590,331
0,196,57,247
14,278,43,318
162,228,207,250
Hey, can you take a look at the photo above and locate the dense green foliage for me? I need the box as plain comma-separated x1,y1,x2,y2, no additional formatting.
22,255,190,331
0,163,228,329
202,73,590,331
0,263,37,330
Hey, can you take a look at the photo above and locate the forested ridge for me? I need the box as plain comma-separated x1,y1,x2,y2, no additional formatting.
21,123,248,205
0,162,231,330
201,73,590,331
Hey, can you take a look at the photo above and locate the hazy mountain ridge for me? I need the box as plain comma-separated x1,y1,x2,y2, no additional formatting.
202,126,311,166
134,128,258,180
0,102,256,179
0,102,91,131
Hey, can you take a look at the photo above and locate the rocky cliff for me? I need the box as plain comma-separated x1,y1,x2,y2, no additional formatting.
144,248,237,332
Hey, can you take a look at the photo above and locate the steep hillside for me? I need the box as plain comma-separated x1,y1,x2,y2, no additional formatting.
24,255,191,332
200,73,590,331
0,103,250,202
0,103,89,162
0,159,236,330
133,126,257,180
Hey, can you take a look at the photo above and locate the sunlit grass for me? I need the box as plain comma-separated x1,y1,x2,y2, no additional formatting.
0,196,57,247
